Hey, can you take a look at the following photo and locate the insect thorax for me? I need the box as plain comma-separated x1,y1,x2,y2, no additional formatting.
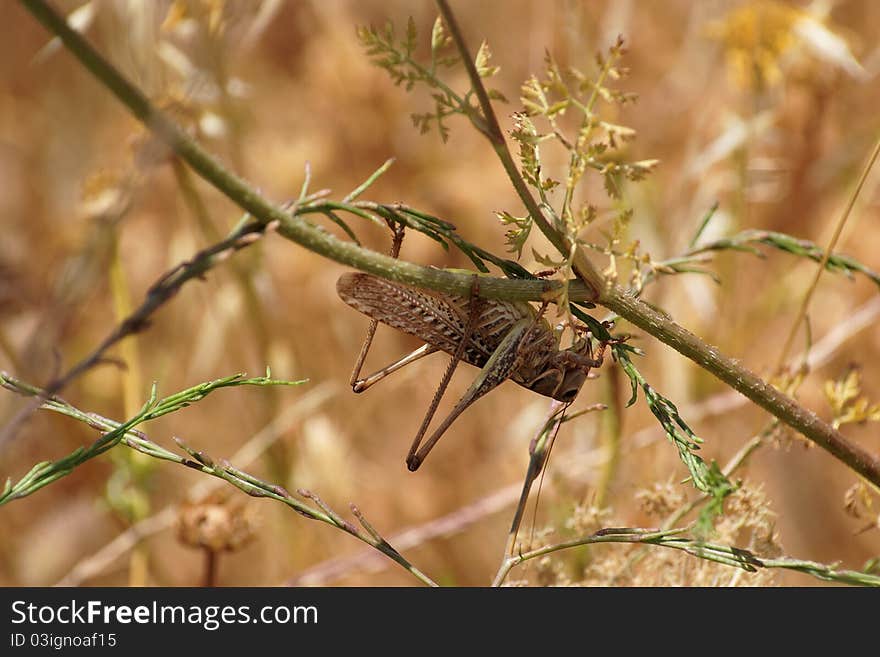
514,330,590,401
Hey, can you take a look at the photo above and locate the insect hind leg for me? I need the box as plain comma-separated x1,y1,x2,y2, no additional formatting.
405,275,484,471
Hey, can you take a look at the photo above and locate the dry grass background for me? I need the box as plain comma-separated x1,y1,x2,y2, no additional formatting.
0,0,878,586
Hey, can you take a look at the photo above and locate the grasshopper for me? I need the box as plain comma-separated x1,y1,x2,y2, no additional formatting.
337,269,607,471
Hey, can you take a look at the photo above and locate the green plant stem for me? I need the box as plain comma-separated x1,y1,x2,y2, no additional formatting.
18,0,585,305
432,1,880,486
0,373,437,587
492,526,880,587
434,0,604,299
21,0,880,488
0,220,269,449
601,288,880,485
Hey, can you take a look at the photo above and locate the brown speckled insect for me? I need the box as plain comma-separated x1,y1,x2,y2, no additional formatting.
336,269,606,471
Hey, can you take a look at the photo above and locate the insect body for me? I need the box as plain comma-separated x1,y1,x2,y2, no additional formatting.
336,272,605,470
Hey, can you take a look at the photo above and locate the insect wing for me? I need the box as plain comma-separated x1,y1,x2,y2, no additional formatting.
338,273,507,366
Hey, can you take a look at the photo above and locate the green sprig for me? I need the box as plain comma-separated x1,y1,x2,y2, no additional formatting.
357,16,503,142
0,372,304,506
495,526,880,587
690,229,880,289
613,349,735,530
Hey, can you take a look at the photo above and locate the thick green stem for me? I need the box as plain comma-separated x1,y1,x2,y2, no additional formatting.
20,0,591,305
602,286,880,485
21,0,880,488
434,0,880,488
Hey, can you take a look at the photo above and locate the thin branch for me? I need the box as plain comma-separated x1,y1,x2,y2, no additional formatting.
343,157,395,203
21,0,880,488
0,371,302,504
602,288,880,486
2,375,436,587
0,220,268,448
492,526,880,587
505,401,566,558
301,490,437,587
56,383,337,586
19,0,585,306
434,0,605,299
288,482,523,586
504,401,606,557
627,295,880,453
777,132,880,368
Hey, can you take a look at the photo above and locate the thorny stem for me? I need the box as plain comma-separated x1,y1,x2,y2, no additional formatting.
20,0,880,490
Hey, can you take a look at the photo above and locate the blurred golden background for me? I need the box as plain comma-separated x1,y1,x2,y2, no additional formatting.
1,0,878,586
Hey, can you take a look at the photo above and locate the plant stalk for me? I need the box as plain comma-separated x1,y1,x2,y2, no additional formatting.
20,0,880,488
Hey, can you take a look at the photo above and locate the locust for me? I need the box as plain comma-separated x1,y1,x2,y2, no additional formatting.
335,222,606,471
336,268,607,471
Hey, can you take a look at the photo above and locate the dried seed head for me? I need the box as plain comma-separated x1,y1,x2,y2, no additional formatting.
177,494,257,553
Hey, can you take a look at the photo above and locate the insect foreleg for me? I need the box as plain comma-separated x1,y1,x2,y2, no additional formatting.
348,220,406,388
351,343,440,393
556,337,606,372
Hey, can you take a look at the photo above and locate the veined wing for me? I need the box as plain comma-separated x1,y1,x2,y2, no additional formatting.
336,273,531,368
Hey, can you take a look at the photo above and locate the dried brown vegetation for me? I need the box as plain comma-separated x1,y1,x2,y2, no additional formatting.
1,0,878,586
